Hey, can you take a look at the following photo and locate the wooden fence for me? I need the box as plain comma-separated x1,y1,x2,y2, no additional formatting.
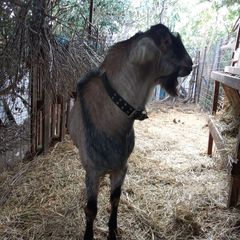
30,64,70,155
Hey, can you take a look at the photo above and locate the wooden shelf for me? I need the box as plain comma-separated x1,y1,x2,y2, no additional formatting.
225,66,240,76
211,71,240,91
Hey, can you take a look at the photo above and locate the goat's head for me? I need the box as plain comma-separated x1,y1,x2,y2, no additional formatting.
129,24,193,96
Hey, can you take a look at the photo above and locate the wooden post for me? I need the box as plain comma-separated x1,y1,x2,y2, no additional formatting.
65,98,71,133
228,133,240,207
88,0,94,37
42,79,51,154
30,66,37,155
207,133,214,157
197,46,207,103
51,103,56,138
193,51,200,103
207,80,220,156
232,21,240,66
211,81,220,115
59,97,67,141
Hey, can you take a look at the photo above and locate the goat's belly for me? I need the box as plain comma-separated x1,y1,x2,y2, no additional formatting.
85,129,135,171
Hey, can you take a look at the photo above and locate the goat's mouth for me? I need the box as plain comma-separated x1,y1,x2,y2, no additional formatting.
179,66,192,77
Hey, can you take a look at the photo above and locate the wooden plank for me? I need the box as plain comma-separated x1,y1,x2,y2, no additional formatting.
30,66,38,155
59,97,67,141
211,71,240,91
233,48,240,63
228,133,240,207
212,81,220,114
208,116,228,160
42,78,51,155
42,103,50,154
88,0,94,37
197,46,207,102
208,80,220,156
228,176,240,207
65,98,71,133
50,104,55,138
207,132,214,156
224,66,240,76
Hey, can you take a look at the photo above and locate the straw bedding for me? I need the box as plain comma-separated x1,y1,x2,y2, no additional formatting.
214,104,240,159
0,102,239,240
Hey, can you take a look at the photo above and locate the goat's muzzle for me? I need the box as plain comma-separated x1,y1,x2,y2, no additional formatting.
178,66,193,77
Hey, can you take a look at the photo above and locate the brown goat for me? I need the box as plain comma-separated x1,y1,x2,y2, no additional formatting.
69,24,193,240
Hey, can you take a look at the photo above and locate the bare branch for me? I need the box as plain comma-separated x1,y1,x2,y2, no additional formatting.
0,80,18,96
8,0,27,7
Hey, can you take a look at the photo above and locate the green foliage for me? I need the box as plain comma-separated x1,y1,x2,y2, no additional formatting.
51,0,88,38
112,0,239,56
2,0,239,57
0,1,20,44
51,0,131,38
93,0,131,34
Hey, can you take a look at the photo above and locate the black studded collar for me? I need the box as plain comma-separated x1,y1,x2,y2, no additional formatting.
101,72,148,121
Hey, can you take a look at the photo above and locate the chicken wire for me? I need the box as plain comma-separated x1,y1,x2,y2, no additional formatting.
198,33,236,112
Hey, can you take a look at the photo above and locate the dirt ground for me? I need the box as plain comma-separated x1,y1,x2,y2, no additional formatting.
0,102,239,240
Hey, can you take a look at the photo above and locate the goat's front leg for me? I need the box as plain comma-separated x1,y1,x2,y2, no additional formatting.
108,167,127,240
84,170,100,240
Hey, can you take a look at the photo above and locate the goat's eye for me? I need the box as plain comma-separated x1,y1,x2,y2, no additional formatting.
164,39,171,47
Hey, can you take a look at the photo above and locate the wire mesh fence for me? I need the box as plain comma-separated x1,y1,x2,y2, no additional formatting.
198,32,236,112
0,84,31,169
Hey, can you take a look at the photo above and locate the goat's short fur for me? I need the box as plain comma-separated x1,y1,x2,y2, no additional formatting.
69,23,193,240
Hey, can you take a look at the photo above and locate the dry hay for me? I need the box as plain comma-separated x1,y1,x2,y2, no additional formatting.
1,102,240,240
214,104,240,160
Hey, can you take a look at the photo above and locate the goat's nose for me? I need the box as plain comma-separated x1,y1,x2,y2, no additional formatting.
179,66,192,77
187,65,193,73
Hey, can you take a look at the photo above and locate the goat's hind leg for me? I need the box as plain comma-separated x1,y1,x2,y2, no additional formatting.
84,170,100,240
108,167,127,240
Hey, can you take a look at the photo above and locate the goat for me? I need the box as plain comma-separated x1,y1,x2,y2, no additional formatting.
69,23,193,240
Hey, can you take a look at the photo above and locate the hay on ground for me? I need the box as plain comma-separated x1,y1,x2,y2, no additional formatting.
0,102,239,240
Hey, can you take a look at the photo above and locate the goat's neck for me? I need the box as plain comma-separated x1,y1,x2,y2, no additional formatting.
108,66,154,110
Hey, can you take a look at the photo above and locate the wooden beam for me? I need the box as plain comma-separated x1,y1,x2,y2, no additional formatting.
224,66,240,76
208,80,220,156
228,176,240,207
59,97,67,141
207,132,214,157
88,0,94,37
197,46,207,102
228,133,240,207
211,71,240,91
42,91,50,154
212,81,220,115
208,116,227,161
30,66,37,155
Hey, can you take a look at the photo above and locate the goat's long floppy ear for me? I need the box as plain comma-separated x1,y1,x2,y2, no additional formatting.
129,37,160,64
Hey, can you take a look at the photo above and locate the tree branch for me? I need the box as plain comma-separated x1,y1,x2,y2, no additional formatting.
9,0,27,7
